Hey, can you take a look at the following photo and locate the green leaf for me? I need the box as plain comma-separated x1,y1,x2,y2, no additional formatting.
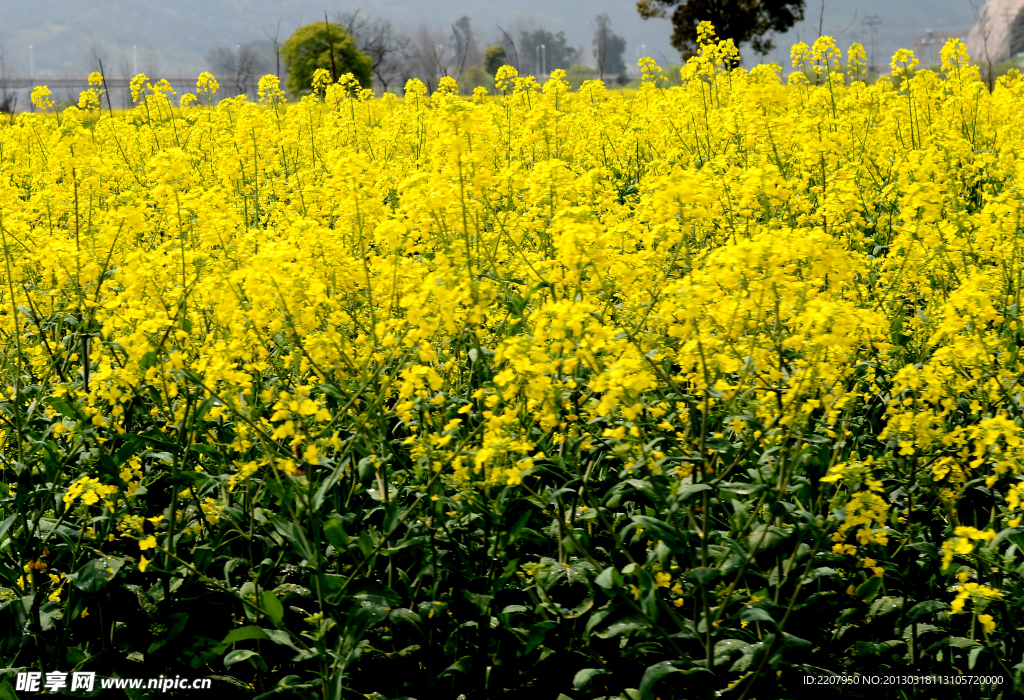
856,576,882,602
463,590,493,615
902,623,942,639
714,638,751,667
323,516,350,551
270,516,314,560
738,607,775,626
906,600,948,621
208,675,254,691
595,567,623,592
0,515,17,543
969,646,984,669
320,574,346,604
800,567,837,584
717,482,766,496
389,608,422,626
631,515,682,545
263,629,303,651
68,556,125,592
46,396,84,421
148,612,189,653
638,661,683,700
219,626,270,647
225,649,265,669
948,636,982,649
595,616,647,639
868,596,903,617
261,590,285,626
747,525,792,552
852,639,903,659
313,462,347,511
192,546,215,573
687,567,721,587
573,668,608,690
352,581,400,607
677,483,713,501
0,680,18,700
566,596,594,618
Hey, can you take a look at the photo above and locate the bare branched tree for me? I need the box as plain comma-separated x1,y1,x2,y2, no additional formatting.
144,47,161,81
592,14,625,79
85,40,108,75
969,0,995,91
206,41,273,98
498,27,521,71
263,17,284,81
116,45,133,108
449,16,481,79
337,10,411,92
406,25,453,92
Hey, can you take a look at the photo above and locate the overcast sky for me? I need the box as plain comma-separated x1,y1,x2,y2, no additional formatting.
0,0,983,78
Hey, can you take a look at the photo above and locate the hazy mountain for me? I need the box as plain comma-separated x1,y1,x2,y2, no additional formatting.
0,0,982,81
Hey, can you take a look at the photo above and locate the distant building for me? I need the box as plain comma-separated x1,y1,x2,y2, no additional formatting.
967,0,1024,62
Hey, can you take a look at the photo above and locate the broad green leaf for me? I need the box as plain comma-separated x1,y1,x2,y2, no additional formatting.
638,661,683,700
68,556,125,593
224,649,262,668
261,590,285,626
595,567,623,592
573,668,608,690
906,600,948,621
856,576,882,602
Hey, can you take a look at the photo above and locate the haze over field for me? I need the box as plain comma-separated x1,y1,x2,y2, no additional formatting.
0,0,983,79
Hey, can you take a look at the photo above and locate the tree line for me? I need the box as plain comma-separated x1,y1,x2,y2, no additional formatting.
206,13,631,98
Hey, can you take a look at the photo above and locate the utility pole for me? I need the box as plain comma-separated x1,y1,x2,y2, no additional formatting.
863,15,881,74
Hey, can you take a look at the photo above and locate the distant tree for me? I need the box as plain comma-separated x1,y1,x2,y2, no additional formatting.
593,14,627,78
484,45,507,75
637,0,805,58
519,28,581,75
451,16,482,77
405,24,451,92
0,40,15,114
1011,7,1024,58
206,41,274,97
280,21,372,95
566,63,597,89
336,10,410,92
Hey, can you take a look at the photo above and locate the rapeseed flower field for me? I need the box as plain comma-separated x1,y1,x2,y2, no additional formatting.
0,24,1021,698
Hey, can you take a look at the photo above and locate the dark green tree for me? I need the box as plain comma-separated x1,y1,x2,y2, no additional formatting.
483,45,508,75
637,0,805,58
280,21,373,95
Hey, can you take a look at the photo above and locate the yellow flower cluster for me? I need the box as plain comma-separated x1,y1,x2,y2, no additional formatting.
950,581,1003,632
7,26,1024,644
63,477,118,511
941,526,997,570
831,488,889,549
